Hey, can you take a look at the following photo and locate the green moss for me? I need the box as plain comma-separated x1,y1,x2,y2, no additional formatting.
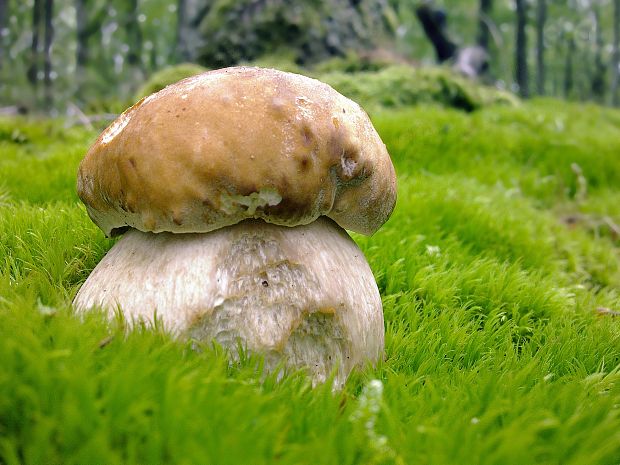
196,0,393,68
319,65,519,112
311,50,406,74
1,99,620,464
133,63,209,101
245,50,305,74
133,61,516,114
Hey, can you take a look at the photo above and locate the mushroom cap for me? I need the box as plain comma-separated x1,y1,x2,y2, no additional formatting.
77,66,396,237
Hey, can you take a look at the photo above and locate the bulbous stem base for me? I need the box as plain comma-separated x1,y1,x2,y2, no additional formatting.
74,217,384,387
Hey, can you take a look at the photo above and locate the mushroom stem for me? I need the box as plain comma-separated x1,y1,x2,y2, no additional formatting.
74,217,383,386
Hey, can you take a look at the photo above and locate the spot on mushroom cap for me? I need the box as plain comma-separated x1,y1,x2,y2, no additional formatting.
77,66,397,236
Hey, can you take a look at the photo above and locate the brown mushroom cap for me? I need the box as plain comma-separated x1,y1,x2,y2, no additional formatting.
77,66,396,236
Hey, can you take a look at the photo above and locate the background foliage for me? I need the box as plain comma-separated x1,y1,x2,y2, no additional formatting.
1,0,619,112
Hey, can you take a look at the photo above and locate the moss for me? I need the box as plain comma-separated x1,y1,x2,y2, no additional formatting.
245,49,305,74
311,50,410,74
132,60,516,114
318,65,519,112
1,100,620,464
133,63,208,101
196,0,394,68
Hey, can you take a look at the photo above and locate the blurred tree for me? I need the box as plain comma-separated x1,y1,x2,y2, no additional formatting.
476,0,492,51
591,2,606,102
536,0,546,95
416,4,457,63
612,0,620,105
0,0,7,72
175,0,191,62
75,0,108,96
43,0,52,108
27,0,42,88
515,0,529,97
563,28,575,98
174,0,210,63
124,0,145,79
27,0,54,107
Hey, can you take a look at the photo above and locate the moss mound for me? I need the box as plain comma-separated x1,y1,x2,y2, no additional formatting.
243,50,306,75
134,63,208,101
311,50,410,74
318,65,519,112
196,0,394,68
132,61,517,113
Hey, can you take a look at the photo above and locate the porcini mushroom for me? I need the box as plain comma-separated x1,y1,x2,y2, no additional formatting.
74,67,397,387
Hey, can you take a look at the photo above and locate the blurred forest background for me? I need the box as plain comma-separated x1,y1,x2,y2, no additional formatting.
0,0,619,115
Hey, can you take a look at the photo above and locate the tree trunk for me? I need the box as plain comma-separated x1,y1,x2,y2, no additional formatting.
535,0,546,95
564,35,575,99
43,0,53,108
28,0,42,87
191,1,212,29
416,4,457,63
579,47,591,100
125,0,144,77
477,0,492,51
75,0,107,95
0,0,8,71
175,0,190,62
174,0,212,63
76,0,89,80
515,0,529,97
591,4,606,102
612,0,620,106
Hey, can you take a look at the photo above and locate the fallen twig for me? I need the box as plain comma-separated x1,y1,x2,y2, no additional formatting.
596,307,620,317
64,104,117,129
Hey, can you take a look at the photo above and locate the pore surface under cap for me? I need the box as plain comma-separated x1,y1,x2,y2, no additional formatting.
77,66,396,236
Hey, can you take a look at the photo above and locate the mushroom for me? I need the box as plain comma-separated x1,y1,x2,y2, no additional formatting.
74,67,397,387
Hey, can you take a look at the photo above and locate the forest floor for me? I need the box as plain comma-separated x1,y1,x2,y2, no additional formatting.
1,99,620,464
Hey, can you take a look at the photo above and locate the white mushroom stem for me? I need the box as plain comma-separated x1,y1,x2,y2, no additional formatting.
74,217,384,386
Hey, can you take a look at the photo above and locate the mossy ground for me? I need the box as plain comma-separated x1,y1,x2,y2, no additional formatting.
1,98,620,464
130,61,518,113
